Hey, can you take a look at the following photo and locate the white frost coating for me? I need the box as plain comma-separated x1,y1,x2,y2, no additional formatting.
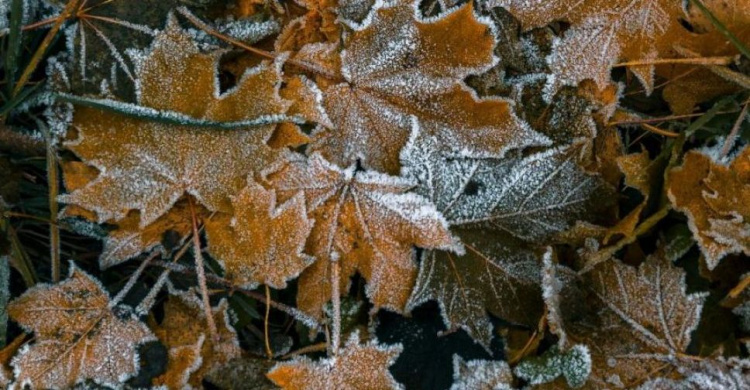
450,355,513,390
400,129,608,240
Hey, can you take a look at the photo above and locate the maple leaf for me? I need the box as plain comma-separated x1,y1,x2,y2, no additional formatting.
667,146,750,270
569,253,707,388
6,265,155,389
150,289,242,389
59,16,287,228
493,0,694,94
60,160,211,268
450,356,513,390
401,131,612,348
266,331,403,390
205,180,314,289
308,0,548,173
263,152,458,321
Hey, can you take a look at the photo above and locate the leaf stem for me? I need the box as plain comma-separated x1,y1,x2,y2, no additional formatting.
720,100,749,158
613,56,735,67
47,139,61,282
330,253,341,356
264,285,273,359
189,198,219,342
640,123,679,138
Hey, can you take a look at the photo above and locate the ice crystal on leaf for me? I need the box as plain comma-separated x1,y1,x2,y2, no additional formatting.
205,180,314,289
572,253,707,388
401,130,611,348
450,356,513,390
59,16,287,229
6,265,155,389
266,332,403,390
263,152,459,321
150,289,242,389
667,145,750,270
308,0,548,173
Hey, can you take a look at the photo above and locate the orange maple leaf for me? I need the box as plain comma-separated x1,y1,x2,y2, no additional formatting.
150,289,242,389
266,332,403,389
205,180,314,289
305,0,547,173
7,265,155,388
264,153,459,321
59,16,288,229
667,146,750,269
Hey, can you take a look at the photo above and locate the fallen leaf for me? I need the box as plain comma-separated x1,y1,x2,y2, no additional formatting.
264,152,458,321
667,146,750,270
401,131,612,348
206,180,314,289
309,0,548,173
59,16,286,229
7,265,155,389
151,289,242,389
266,331,403,389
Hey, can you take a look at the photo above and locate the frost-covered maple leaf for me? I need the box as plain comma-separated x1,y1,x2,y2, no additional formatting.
61,160,213,268
492,0,693,96
401,131,611,348
667,145,750,270
150,289,242,389
571,254,707,388
205,180,314,289
7,265,155,389
59,16,287,228
308,0,548,173
264,152,459,321
266,332,403,389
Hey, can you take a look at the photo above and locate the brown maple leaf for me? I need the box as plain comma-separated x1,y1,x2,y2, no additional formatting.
151,289,242,389
307,0,547,173
7,265,155,389
59,16,287,229
264,153,459,321
667,146,750,270
494,0,694,94
565,253,706,388
205,180,314,289
266,332,403,389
